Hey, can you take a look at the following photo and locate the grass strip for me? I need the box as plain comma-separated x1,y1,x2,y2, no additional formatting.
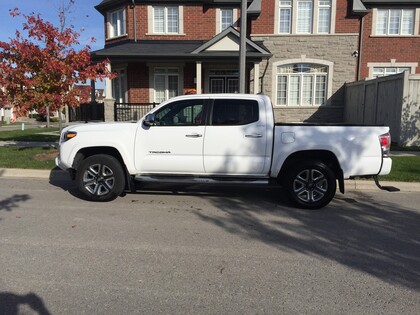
381,156,420,182
0,147,57,169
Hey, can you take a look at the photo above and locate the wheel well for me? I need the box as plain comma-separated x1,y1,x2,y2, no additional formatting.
278,150,343,184
73,147,126,170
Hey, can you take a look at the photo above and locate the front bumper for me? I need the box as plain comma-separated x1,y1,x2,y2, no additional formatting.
55,156,69,171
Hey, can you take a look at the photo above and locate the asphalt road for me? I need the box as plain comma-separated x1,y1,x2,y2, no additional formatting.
0,176,419,314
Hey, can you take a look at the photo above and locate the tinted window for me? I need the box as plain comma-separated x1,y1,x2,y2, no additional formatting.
212,99,259,126
154,99,204,126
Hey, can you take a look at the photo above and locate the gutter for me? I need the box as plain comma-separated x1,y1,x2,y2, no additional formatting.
132,0,137,42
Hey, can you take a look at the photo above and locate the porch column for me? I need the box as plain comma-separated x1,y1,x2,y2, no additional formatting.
253,62,260,94
105,63,113,99
196,61,202,94
104,62,115,122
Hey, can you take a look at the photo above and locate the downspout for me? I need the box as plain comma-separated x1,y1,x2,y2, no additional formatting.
357,15,364,81
132,0,137,42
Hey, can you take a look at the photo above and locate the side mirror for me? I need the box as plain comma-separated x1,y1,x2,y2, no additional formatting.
143,114,155,127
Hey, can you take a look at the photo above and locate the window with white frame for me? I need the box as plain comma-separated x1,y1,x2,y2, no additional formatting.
153,6,179,34
277,0,334,34
279,1,292,33
376,9,415,35
372,67,410,78
220,9,234,31
112,69,127,103
276,64,328,106
297,0,313,33
318,0,331,33
108,8,126,38
154,68,179,103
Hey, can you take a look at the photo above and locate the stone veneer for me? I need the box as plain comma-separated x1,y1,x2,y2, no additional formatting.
252,34,359,123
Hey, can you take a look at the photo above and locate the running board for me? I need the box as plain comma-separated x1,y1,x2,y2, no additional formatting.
134,175,271,186
373,176,400,192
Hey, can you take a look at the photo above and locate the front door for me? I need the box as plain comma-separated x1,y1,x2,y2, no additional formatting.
209,70,239,93
135,98,206,174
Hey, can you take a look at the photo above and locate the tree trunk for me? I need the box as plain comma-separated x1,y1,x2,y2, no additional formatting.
46,105,50,128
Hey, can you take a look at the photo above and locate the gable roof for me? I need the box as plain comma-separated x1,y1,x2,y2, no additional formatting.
192,26,271,56
91,38,271,62
91,27,271,63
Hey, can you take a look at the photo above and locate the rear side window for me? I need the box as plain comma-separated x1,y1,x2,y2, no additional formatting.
211,99,259,126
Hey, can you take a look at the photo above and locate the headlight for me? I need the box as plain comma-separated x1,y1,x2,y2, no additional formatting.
62,131,77,142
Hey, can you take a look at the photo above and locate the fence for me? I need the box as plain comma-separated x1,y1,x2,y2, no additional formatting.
68,102,104,122
114,103,159,122
344,72,420,146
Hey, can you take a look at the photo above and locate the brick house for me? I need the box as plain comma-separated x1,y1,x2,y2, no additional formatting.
92,0,420,122
357,0,420,80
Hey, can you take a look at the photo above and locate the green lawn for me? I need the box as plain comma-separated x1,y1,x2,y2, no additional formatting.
0,147,57,169
0,127,59,142
381,156,420,182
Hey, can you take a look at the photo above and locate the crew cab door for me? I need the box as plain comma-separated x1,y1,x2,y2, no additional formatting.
135,99,207,174
203,98,268,175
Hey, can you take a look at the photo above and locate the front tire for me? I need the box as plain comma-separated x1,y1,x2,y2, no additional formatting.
76,154,125,202
286,160,336,209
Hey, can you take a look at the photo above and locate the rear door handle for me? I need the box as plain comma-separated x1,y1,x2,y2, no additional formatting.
186,133,203,138
245,134,263,138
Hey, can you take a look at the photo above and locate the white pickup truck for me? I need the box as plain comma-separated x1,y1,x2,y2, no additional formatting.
56,94,393,209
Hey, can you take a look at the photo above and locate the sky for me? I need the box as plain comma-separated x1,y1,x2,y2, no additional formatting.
0,0,106,88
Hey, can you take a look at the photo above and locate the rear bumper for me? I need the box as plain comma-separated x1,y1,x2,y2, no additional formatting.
379,156,392,176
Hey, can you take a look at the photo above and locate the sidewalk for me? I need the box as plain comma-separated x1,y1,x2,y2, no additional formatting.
0,141,58,148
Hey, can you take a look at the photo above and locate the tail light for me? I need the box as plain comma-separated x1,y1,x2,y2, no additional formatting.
379,133,391,156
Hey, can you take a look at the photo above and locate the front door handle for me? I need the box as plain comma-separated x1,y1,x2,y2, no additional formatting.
245,134,263,138
185,133,203,138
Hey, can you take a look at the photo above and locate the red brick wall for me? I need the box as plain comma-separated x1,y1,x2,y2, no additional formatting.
250,0,275,34
123,4,217,41
335,0,359,33
127,63,150,103
359,9,420,79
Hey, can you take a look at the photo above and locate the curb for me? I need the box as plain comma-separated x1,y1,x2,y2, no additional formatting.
1,168,420,192
345,179,420,192
0,168,69,180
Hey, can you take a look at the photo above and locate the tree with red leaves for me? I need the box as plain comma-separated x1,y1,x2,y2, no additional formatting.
0,6,114,126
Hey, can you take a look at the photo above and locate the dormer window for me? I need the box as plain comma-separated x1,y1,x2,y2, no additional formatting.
107,8,126,39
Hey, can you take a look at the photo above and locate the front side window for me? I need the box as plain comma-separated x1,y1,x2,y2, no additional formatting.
376,9,414,35
154,68,179,103
212,99,259,126
108,8,125,38
276,64,328,106
153,6,179,33
153,99,204,126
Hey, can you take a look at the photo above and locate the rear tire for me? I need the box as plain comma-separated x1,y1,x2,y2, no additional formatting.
76,154,125,202
285,160,336,209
